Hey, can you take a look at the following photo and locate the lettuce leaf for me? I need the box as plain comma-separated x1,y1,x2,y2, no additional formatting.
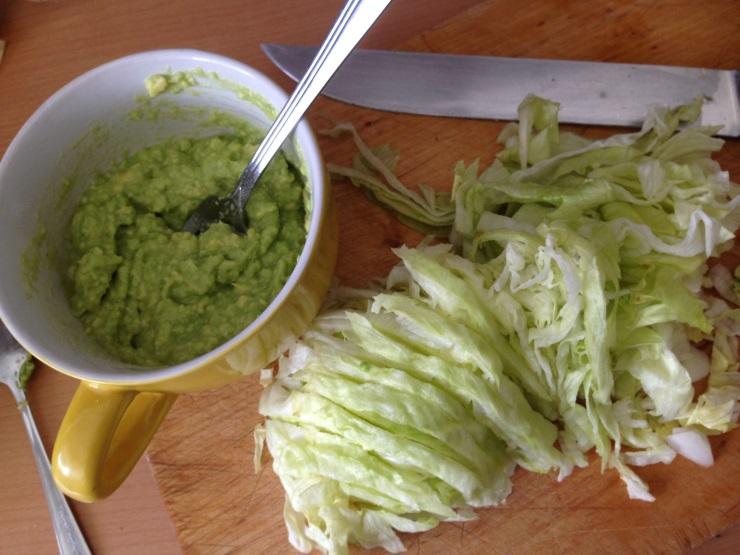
262,96,739,554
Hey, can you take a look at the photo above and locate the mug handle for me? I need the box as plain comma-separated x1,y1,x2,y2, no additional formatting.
51,381,176,502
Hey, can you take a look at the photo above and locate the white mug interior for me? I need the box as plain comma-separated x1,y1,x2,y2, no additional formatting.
0,50,324,384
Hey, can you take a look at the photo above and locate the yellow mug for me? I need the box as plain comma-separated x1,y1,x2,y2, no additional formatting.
0,50,337,502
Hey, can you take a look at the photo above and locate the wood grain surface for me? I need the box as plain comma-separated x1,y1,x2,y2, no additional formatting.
0,0,739,554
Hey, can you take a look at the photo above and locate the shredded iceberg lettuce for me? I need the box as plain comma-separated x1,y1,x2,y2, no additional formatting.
259,96,739,554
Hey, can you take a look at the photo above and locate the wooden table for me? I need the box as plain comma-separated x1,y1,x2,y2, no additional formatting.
0,1,738,554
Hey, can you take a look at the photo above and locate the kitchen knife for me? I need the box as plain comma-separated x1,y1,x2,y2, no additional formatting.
262,44,740,137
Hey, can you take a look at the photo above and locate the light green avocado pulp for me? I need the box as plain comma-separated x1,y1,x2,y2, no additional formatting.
67,133,306,367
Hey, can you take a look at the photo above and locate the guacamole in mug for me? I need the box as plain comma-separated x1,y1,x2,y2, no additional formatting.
67,132,306,366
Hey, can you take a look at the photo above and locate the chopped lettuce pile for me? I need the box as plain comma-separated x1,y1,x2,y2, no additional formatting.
256,96,740,554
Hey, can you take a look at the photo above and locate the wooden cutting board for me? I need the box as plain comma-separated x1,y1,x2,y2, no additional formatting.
148,1,740,553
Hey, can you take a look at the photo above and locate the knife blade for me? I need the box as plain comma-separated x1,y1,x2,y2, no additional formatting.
262,44,740,137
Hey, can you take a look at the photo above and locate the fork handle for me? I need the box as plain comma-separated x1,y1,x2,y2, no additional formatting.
232,0,392,210
18,400,91,555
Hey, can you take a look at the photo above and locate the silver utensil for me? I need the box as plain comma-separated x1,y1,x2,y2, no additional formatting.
0,321,91,555
182,0,392,234
262,44,740,137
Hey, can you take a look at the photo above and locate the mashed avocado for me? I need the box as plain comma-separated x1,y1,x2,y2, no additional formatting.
67,132,306,366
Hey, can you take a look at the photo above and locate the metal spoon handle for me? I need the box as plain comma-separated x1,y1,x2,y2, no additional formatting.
232,0,392,209
15,394,91,555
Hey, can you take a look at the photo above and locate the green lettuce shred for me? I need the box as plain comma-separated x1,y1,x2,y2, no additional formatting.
259,95,739,554
323,123,454,236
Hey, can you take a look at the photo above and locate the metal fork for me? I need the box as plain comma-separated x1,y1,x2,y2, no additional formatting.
0,321,91,555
